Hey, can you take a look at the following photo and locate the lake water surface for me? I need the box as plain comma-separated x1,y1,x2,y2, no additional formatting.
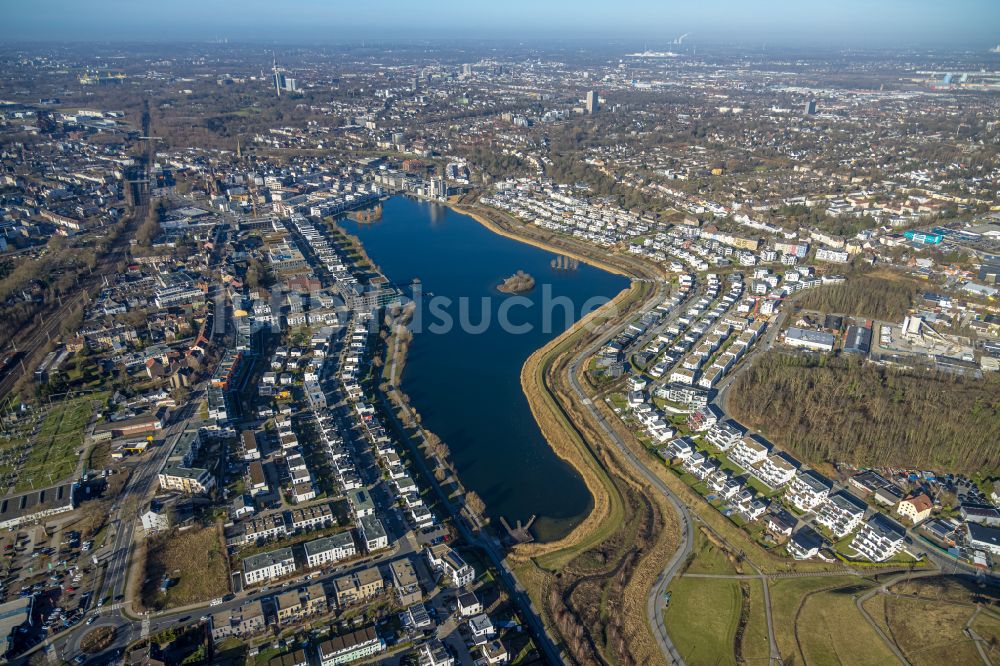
343,197,629,541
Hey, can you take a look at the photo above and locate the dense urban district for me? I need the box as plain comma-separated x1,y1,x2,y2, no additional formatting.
0,39,998,666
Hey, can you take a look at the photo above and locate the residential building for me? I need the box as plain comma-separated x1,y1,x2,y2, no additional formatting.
302,582,328,616
403,603,433,630
210,600,265,642
234,514,288,545
704,421,744,452
390,558,423,606
457,591,482,617
815,491,868,538
897,493,933,523
289,504,335,532
243,547,296,585
418,639,454,666
851,514,906,562
317,626,385,666
333,566,384,607
787,526,823,560
275,590,303,625
754,453,799,489
358,515,388,552
247,460,268,495
730,436,770,470
241,430,261,460
481,640,509,665
785,469,833,512
304,532,356,568
816,247,850,263
158,460,214,495
468,613,496,641
426,543,475,587
348,488,375,521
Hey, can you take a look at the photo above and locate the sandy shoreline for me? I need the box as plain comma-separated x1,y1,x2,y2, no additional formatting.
444,199,652,547
444,201,634,279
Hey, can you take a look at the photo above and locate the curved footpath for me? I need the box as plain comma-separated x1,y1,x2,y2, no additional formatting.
563,280,692,665
453,202,694,665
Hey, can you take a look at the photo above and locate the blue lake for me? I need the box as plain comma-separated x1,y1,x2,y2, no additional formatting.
343,196,629,541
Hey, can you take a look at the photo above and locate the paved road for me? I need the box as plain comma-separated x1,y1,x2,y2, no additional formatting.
560,275,788,665
377,390,566,665
27,392,204,664
559,277,693,665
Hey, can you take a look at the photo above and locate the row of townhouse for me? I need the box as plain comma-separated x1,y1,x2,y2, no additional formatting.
663,280,754,387
227,504,337,545
625,388,676,444
304,532,357,568
343,329,439,532
660,438,769,522
483,186,645,248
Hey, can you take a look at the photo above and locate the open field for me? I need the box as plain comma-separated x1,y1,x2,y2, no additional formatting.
883,595,981,665
668,527,770,665
742,579,772,664
797,582,896,665
665,577,741,665
768,576,890,665
685,528,739,575
971,612,1000,655
871,575,1000,665
141,524,230,610
16,394,97,490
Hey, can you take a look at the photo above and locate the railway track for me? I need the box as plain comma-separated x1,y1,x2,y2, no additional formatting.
0,101,154,403
0,202,148,403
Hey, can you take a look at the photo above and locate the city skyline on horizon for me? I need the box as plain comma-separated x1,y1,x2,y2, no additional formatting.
2,0,999,48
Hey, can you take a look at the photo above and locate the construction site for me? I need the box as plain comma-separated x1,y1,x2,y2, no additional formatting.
873,315,980,376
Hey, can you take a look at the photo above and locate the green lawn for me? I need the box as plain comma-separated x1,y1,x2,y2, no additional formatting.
797,584,897,665
685,529,738,575
742,579,773,664
665,577,741,665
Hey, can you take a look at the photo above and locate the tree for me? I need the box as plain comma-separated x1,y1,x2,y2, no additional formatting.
465,491,487,518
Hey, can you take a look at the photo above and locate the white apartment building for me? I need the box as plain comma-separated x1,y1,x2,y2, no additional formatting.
729,436,771,470
785,469,833,512
304,533,357,568
753,453,799,489
815,491,867,538
705,421,745,452
850,514,906,562
243,547,297,585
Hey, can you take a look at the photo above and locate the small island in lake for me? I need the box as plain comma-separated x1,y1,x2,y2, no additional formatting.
498,270,535,293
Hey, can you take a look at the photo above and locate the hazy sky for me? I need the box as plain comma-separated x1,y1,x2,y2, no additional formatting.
1,0,997,47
